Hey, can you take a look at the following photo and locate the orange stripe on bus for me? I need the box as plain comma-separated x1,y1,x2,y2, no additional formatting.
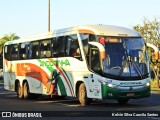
16,63,54,94
78,29,95,34
5,60,8,68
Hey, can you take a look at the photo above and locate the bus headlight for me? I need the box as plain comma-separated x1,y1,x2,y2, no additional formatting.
145,82,150,87
98,80,116,88
108,83,113,87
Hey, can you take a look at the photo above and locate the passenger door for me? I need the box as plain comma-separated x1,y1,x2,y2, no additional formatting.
88,47,102,99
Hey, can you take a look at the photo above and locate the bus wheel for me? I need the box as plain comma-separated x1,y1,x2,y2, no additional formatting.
23,82,31,99
79,83,91,106
117,99,129,104
17,82,23,99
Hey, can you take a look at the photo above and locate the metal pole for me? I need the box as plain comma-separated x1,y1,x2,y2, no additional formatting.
48,0,50,32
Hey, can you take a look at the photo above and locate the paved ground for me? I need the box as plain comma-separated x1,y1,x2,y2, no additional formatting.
0,83,160,120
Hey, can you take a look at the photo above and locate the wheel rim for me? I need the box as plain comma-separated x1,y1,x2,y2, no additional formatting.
17,84,21,97
24,83,28,98
80,89,85,100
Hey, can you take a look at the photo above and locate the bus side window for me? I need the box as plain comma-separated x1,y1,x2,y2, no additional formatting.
54,36,65,57
51,38,56,57
31,41,39,59
4,45,11,61
19,43,27,60
80,33,89,55
66,34,82,60
40,39,51,58
89,34,96,42
11,44,19,60
27,42,32,59
90,46,102,75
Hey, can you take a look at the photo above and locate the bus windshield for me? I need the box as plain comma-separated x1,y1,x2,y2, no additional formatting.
102,37,149,80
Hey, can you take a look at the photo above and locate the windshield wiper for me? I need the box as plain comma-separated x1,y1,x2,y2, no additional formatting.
130,58,143,79
118,47,143,79
118,50,132,77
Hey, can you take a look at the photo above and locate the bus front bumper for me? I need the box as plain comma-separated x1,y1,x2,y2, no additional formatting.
101,85,150,100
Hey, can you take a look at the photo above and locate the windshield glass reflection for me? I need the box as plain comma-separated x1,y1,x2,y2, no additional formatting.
101,37,149,80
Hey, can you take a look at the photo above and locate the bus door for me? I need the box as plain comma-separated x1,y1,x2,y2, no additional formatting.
88,47,102,99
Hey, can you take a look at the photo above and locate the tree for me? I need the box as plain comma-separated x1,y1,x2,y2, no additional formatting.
0,33,20,55
133,18,160,88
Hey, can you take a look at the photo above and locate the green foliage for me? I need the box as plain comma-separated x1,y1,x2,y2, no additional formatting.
0,33,20,55
0,33,20,69
133,18,160,45
133,18,160,88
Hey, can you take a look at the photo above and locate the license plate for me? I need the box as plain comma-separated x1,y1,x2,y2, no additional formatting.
127,93,135,97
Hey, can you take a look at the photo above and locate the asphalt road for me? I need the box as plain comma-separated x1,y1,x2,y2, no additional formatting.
0,83,160,120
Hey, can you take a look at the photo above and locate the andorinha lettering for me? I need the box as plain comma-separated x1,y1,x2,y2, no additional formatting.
40,59,70,67
120,82,142,86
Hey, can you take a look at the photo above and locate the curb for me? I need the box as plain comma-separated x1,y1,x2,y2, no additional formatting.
151,91,160,94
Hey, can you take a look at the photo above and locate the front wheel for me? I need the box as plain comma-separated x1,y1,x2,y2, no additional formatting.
117,99,129,104
79,83,91,106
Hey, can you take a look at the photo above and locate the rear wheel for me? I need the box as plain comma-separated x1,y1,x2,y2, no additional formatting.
79,83,91,106
117,99,129,104
17,82,23,99
23,82,31,99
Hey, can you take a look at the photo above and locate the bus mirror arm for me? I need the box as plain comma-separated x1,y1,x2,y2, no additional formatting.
146,43,159,60
100,51,106,60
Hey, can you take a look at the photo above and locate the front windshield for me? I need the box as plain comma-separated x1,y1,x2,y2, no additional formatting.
102,37,149,80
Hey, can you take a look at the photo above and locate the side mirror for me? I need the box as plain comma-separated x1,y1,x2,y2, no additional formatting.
146,43,159,60
155,51,159,60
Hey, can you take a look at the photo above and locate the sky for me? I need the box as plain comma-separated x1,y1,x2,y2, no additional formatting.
0,0,160,38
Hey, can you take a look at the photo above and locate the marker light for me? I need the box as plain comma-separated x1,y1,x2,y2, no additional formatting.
99,37,105,44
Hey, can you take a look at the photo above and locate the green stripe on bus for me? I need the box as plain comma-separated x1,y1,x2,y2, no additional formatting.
57,76,67,96
61,67,74,94
37,59,67,96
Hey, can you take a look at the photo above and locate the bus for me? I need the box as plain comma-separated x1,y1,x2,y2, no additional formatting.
3,25,151,106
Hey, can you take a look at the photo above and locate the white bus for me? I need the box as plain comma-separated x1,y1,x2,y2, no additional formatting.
3,25,151,106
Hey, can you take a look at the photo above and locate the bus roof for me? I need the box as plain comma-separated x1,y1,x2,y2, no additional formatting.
77,25,141,37
4,25,141,45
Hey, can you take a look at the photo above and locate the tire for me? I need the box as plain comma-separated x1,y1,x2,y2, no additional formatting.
23,82,31,99
117,99,129,104
78,83,91,106
17,82,23,99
